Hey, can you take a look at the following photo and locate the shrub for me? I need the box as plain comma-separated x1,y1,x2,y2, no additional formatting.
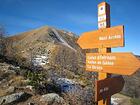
131,98,140,105
27,71,45,88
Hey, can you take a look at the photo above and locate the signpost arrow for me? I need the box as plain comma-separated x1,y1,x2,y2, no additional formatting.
95,75,125,102
86,52,140,75
77,25,124,49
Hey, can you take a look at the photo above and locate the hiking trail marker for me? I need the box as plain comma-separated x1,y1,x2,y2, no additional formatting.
77,1,140,105
86,52,140,75
77,25,124,49
95,75,125,102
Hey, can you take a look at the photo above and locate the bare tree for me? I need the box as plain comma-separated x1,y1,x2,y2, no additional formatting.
4,39,18,59
0,25,6,56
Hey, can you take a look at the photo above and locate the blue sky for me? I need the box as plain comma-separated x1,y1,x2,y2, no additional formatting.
0,0,140,55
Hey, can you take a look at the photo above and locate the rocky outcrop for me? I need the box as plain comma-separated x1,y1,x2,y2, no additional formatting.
122,70,140,98
53,78,93,105
40,93,67,105
0,92,32,105
54,78,81,93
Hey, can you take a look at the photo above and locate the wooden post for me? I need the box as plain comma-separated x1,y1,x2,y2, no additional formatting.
98,2,111,105
98,48,111,105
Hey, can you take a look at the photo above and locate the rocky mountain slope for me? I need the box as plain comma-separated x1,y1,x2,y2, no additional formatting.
6,26,84,71
0,26,94,105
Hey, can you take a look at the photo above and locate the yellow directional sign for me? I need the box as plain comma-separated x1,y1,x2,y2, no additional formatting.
77,25,124,49
86,53,140,75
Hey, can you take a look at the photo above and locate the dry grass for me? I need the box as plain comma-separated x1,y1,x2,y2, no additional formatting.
0,89,7,97
9,76,27,87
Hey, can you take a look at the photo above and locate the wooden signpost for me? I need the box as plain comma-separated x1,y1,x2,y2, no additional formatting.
77,1,140,105
77,25,124,49
86,53,140,75
95,75,125,102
